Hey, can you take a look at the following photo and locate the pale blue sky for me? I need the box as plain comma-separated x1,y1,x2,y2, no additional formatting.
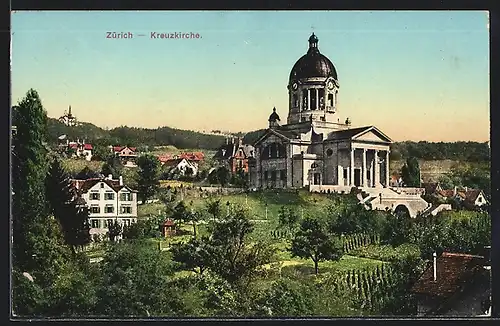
11,11,490,141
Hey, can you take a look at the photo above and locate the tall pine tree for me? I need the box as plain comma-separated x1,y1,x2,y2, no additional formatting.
12,89,71,288
46,157,91,253
136,154,160,203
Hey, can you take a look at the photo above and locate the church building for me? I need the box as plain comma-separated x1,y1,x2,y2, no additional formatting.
249,33,393,190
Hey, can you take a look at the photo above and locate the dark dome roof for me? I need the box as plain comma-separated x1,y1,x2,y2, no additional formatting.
289,33,337,81
268,107,280,122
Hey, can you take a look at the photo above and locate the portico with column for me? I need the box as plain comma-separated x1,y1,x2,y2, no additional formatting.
345,144,390,188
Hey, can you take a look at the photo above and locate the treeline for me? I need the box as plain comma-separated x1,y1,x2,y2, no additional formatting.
46,118,227,150
390,141,489,162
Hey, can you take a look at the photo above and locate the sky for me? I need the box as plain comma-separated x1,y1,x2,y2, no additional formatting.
11,11,490,142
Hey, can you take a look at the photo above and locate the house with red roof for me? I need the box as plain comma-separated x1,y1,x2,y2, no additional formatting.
161,158,199,178
437,187,488,209
110,145,138,166
64,139,93,161
410,251,491,316
71,174,138,239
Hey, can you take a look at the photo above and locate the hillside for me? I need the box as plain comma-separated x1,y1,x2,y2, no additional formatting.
47,118,227,150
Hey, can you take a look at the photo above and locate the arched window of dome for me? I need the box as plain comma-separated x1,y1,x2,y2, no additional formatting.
328,94,334,107
293,94,298,108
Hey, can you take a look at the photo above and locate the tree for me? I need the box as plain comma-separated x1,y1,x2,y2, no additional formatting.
108,220,123,242
75,166,100,180
207,206,275,286
401,157,420,187
136,154,161,203
205,198,222,224
171,201,190,229
216,166,230,188
101,154,123,179
171,237,211,275
91,144,111,161
231,168,248,188
253,278,314,317
290,218,344,275
12,89,72,289
277,206,300,233
95,241,183,316
45,158,91,253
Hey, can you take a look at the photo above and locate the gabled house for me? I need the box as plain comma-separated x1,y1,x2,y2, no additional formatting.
111,146,138,165
456,188,488,208
213,137,255,174
71,175,138,239
66,140,93,161
410,252,491,316
437,187,488,208
162,158,199,177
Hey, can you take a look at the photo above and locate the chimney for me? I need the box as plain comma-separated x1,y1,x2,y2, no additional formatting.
433,252,437,281
238,138,243,146
119,175,123,186
465,186,468,192
453,186,457,196
108,174,112,180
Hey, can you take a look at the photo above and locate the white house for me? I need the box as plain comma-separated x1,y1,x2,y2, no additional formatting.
163,158,199,176
72,175,138,239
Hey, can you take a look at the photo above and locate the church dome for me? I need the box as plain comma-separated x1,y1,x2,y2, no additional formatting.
289,33,338,81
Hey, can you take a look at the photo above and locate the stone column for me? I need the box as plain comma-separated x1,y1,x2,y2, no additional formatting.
350,147,355,186
362,148,367,187
385,150,390,187
316,88,319,110
307,89,311,111
370,158,374,187
374,150,380,187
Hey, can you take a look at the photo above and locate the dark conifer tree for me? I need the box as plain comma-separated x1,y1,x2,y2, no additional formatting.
46,157,91,253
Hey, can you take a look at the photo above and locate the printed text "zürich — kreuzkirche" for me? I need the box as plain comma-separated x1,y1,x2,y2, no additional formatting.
106,32,202,39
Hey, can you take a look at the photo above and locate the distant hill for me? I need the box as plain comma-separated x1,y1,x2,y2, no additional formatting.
46,118,227,150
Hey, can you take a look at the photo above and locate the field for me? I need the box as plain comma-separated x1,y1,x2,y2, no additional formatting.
390,159,457,182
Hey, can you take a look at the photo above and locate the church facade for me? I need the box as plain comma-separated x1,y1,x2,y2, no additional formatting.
249,33,393,190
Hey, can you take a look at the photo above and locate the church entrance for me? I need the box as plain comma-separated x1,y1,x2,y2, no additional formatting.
313,173,321,185
354,169,361,187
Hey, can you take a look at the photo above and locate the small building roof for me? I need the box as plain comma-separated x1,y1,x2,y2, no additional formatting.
411,252,486,299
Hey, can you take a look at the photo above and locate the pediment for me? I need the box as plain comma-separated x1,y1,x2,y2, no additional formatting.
254,129,291,146
352,127,392,143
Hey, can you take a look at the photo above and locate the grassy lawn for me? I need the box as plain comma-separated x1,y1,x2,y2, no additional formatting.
62,158,104,174
189,189,333,224
137,202,165,218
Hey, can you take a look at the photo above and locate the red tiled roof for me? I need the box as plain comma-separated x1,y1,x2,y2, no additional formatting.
162,158,183,168
112,146,123,152
84,144,93,150
69,143,78,149
163,219,175,226
463,189,482,203
178,152,204,161
411,252,485,299
158,154,173,163
438,189,455,198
